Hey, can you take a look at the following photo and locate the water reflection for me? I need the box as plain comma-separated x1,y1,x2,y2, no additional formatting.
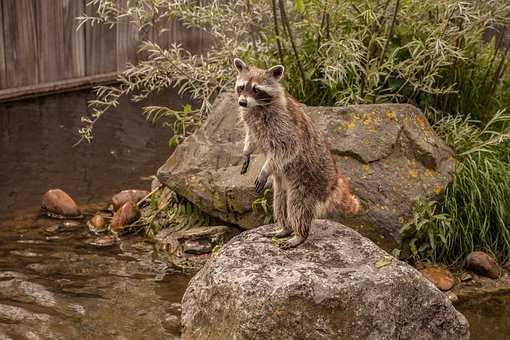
0,215,189,339
0,90,181,217
457,295,510,340
0,89,190,338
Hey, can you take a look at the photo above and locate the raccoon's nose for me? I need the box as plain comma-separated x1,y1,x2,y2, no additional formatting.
238,98,248,107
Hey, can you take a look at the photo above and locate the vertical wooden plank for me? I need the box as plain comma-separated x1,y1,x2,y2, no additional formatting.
2,0,39,88
37,0,85,82
116,0,140,70
63,0,85,78
85,2,117,75
36,0,65,83
0,1,7,89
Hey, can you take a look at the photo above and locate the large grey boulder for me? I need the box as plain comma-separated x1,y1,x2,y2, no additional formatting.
157,93,454,243
181,220,469,340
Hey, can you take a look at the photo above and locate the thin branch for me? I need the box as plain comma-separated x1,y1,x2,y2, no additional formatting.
377,0,393,30
271,0,284,66
278,0,306,90
316,10,327,51
325,12,330,41
490,41,510,94
378,0,400,68
246,0,259,55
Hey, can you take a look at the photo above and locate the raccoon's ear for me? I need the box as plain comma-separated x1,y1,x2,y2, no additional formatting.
234,58,247,73
268,65,285,81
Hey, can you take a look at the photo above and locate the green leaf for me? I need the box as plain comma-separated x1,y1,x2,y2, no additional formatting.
409,238,417,256
271,236,291,246
294,0,304,13
375,255,393,268
392,248,401,258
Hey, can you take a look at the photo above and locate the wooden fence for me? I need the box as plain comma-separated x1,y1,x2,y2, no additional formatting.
0,0,206,101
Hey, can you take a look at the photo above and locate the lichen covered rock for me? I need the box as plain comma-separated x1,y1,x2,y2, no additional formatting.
181,220,469,340
157,93,454,243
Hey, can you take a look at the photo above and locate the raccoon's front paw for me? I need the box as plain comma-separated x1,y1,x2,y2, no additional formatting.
255,171,268,193
240,154,251,175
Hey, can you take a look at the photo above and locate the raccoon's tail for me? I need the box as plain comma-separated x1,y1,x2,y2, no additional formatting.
316,176,360,218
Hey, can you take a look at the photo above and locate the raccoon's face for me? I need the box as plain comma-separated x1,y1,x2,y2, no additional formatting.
233,58,285,109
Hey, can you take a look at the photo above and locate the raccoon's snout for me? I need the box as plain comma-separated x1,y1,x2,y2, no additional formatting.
238,98,248,107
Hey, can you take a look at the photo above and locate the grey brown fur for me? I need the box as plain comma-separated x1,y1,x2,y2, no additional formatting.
234,58,360,248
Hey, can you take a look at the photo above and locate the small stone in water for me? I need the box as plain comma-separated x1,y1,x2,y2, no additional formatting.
110,201,140,234
465,251,501,279
87,215,107,234
183,240,212,255
61,221,81,227
151,177,162,191
112,190,149,211
89,235,119,247
419,266,455,291
460,272,472,282
44,225,61,233
446,291,459,304
41,189,81,218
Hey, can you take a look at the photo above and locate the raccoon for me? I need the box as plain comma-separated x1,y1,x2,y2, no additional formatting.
234,58,360,249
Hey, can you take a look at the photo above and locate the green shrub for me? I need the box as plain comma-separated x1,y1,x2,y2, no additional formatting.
78,0,510,142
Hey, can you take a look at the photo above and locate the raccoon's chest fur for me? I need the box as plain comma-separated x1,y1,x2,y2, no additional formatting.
243,108,297,159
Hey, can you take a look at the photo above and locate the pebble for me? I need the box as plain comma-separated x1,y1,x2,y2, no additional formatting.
88,235,120,247
151,177,162,191
419,266,455,291
460,272,472,282
465,251,501,279
110,201,140,234
112,190,149,211
446,291,459,304
87,215,108,234
41,189,81,218
44,225,61,233
183,240,212,255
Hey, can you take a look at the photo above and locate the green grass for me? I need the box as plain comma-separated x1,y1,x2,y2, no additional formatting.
401,112,510,264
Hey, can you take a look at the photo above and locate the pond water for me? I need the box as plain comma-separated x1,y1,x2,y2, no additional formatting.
0,90,185,218
0,90,509,339
0,90,191,338
0,215,189,339
456,295,510,340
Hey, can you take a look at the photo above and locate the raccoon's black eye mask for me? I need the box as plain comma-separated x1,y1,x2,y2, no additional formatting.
253,86,272,102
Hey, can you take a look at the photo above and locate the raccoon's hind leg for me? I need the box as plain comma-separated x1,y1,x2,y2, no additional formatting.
261,174,293,238
279,191,314,249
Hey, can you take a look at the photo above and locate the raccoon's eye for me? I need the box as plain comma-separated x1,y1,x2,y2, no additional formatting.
253,86,260,94
239,85,245,91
